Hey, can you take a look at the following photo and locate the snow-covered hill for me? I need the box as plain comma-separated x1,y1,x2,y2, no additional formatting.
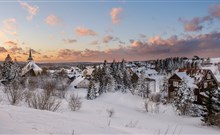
0,87,219,134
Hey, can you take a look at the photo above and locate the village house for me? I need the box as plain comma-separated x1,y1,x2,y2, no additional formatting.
21,49,42,76
168,68,218,104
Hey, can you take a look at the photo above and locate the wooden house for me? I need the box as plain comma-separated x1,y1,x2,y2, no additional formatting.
168,68,218,104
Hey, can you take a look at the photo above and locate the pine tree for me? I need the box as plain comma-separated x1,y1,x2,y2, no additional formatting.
173,80,194,115
87,80,97,100
106,75,116,92
10,58,20,79
160,76,168,98
2,54,14,81
122,70,131,92
136,72,144,97
201,87,220,125
131,72,139,93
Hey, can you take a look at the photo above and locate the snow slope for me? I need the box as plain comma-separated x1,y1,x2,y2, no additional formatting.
1,87,220,134
1,64,220,134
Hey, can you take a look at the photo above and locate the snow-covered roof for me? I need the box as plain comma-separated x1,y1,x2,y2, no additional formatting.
144,69,158,75
75,79,90,88
21,61,42,76
175,72,197,89
83,67,94,76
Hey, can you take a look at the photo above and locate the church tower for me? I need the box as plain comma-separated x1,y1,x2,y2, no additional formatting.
27,49,33,62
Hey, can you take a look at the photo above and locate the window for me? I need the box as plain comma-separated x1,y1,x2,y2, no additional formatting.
173,81,178,87
204,82,208,88
194,95,198,101
170,91,176,97
207,74,211,79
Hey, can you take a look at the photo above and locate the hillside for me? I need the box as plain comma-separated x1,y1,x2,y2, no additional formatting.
0,86,219,134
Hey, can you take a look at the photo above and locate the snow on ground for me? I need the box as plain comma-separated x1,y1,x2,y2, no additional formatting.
1,84,220,134
1,66,220,134
210,57,220,64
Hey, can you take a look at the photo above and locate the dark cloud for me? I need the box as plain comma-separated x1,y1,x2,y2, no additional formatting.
179,16,213,32
103,35,114,43
9,47,23,53
139,34,147,38
57,49,82,58
179,4,220,32
0,47,7,53
63,38,77,44
90,40,99,45
42,55,51,59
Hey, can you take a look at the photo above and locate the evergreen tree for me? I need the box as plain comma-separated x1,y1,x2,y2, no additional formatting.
173,80,195,115
87,80,98,100
10,58,20,79
201,87,220,125
120,59,126,72
106,75,116,92
131,72,139,92
160,76,168,98
122,70,131,92
136,72,151,98
2,54,14,81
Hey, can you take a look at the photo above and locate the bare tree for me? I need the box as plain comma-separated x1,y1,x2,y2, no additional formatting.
5,80,24,105
27,76,39,90
42,79,56,96
68,94,82,111
56,80,69,99
27,90,61,112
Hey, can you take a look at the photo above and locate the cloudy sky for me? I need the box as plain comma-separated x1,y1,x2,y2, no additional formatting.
0,0,220,62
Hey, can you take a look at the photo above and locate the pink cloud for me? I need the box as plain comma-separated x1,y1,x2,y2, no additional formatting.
45,14,62,26
75,27,97,36
19,1,39,20
4,41,17,47
110,8,123,24
148,35,178,46
3,18,16,30
130,40,143,47
54,32,220,62
209,5,220,19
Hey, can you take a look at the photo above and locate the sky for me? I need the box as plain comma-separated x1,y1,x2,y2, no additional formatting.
0,0,220,62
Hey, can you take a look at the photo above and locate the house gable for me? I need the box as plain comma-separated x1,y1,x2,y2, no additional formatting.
197,70,218,91
168,73,183,98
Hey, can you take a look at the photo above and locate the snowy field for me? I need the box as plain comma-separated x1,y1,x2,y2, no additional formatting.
0,81,220,135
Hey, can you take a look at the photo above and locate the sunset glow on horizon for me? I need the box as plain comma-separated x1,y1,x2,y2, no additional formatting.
1,0,220,63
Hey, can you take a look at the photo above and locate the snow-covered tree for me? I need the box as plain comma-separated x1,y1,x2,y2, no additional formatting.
10,58,20,79
122,70,131,93
2,54,15,81
160,76,168,99
201,87,220,125
136,72,151,98
87,80,99,100
173,80,195,115
106,75,116,92
131,72,139,94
